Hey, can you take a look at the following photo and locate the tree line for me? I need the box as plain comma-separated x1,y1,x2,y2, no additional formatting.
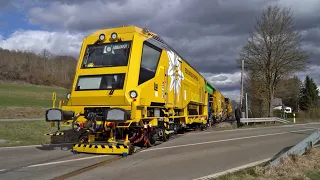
0,48,77,88
238,5,319,118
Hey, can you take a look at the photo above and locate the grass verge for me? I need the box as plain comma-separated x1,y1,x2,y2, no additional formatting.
0,120,78,147
214,147,320,180
0,82,68,119
287,117,320,124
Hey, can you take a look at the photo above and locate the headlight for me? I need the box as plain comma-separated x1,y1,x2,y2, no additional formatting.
111,32,117,40
66,93,71,100
46,109,63,121
99,34,105,41
103,108,129,122
129,90,138,98
45,108,75,122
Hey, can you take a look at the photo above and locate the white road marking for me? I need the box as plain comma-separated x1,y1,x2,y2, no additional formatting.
26,155,109,168
193,158,271,180
1,122,319,150
198,122,320,134
141,128,315,152
22,128,313,169
2,123,319,171
0,169,7,172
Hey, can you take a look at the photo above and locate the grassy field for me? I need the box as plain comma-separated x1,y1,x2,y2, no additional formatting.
214,147,320,180
0,82,68,119
0,120,77,147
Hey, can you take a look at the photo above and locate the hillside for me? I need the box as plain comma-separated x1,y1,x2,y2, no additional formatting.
0,48,77,88
0,82,69,119
0,48,76,119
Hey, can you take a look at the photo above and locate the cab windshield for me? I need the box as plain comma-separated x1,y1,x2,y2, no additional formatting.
82,41,131,68
75,74,125,91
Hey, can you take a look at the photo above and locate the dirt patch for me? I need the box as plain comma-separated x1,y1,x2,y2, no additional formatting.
259,148,320,180
214,122,234,128
0,80,66,89
0,89,55,100
0,107,47,119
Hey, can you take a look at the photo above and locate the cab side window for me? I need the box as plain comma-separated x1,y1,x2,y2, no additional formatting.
138,42,162,85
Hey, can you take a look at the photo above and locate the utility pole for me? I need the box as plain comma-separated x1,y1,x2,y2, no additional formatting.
240,59,245,118
240,59,244,107
246,93,248,118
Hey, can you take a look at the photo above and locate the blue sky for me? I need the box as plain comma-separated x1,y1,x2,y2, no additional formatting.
0,11,43,38
0,0,319,101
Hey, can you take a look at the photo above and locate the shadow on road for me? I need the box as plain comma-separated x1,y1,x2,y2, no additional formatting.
36,129,81,151
36,143,73,151
289,131,313,136
268,145,294,163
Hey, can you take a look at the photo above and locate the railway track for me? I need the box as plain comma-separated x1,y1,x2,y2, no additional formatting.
52,128,203,180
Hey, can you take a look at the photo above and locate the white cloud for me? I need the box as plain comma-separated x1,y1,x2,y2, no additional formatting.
201,71,241,101
0,30,84,57
202,71,241,87
211,72,241,86
302,43,320,54
223,90,240,102
27,0,180,32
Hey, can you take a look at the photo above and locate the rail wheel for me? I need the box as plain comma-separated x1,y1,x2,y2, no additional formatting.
143,126,157,147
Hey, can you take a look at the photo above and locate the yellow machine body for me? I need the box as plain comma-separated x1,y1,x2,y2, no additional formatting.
63,26,207,126
45,26,232,155
226,98,233,118
220,94,226,120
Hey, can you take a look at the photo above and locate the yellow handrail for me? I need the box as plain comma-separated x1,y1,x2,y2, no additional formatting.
59,100,64,109
52,92,56,108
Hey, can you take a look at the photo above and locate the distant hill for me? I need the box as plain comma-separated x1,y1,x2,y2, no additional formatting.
0,48,77,89
0,48,76,119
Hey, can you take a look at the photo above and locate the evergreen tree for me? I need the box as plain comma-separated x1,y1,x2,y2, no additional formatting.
299,76,319,111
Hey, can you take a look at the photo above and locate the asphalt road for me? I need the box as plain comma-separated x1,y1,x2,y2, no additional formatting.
0,123,319,180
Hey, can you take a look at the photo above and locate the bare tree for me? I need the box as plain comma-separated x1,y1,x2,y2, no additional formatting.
244,69,269,117
238,5,309,117
0,48,77,88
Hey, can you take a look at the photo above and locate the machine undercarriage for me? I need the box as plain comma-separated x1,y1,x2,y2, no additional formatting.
45,103,205,156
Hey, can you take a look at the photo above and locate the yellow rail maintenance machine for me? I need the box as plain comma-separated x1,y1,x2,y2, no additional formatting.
44,25,233,156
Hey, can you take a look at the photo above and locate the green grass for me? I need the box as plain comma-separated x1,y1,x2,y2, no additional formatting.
0,83,68,108
0,120,74,147
306,170,320,180
286,117,320,124
0,82,68,119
